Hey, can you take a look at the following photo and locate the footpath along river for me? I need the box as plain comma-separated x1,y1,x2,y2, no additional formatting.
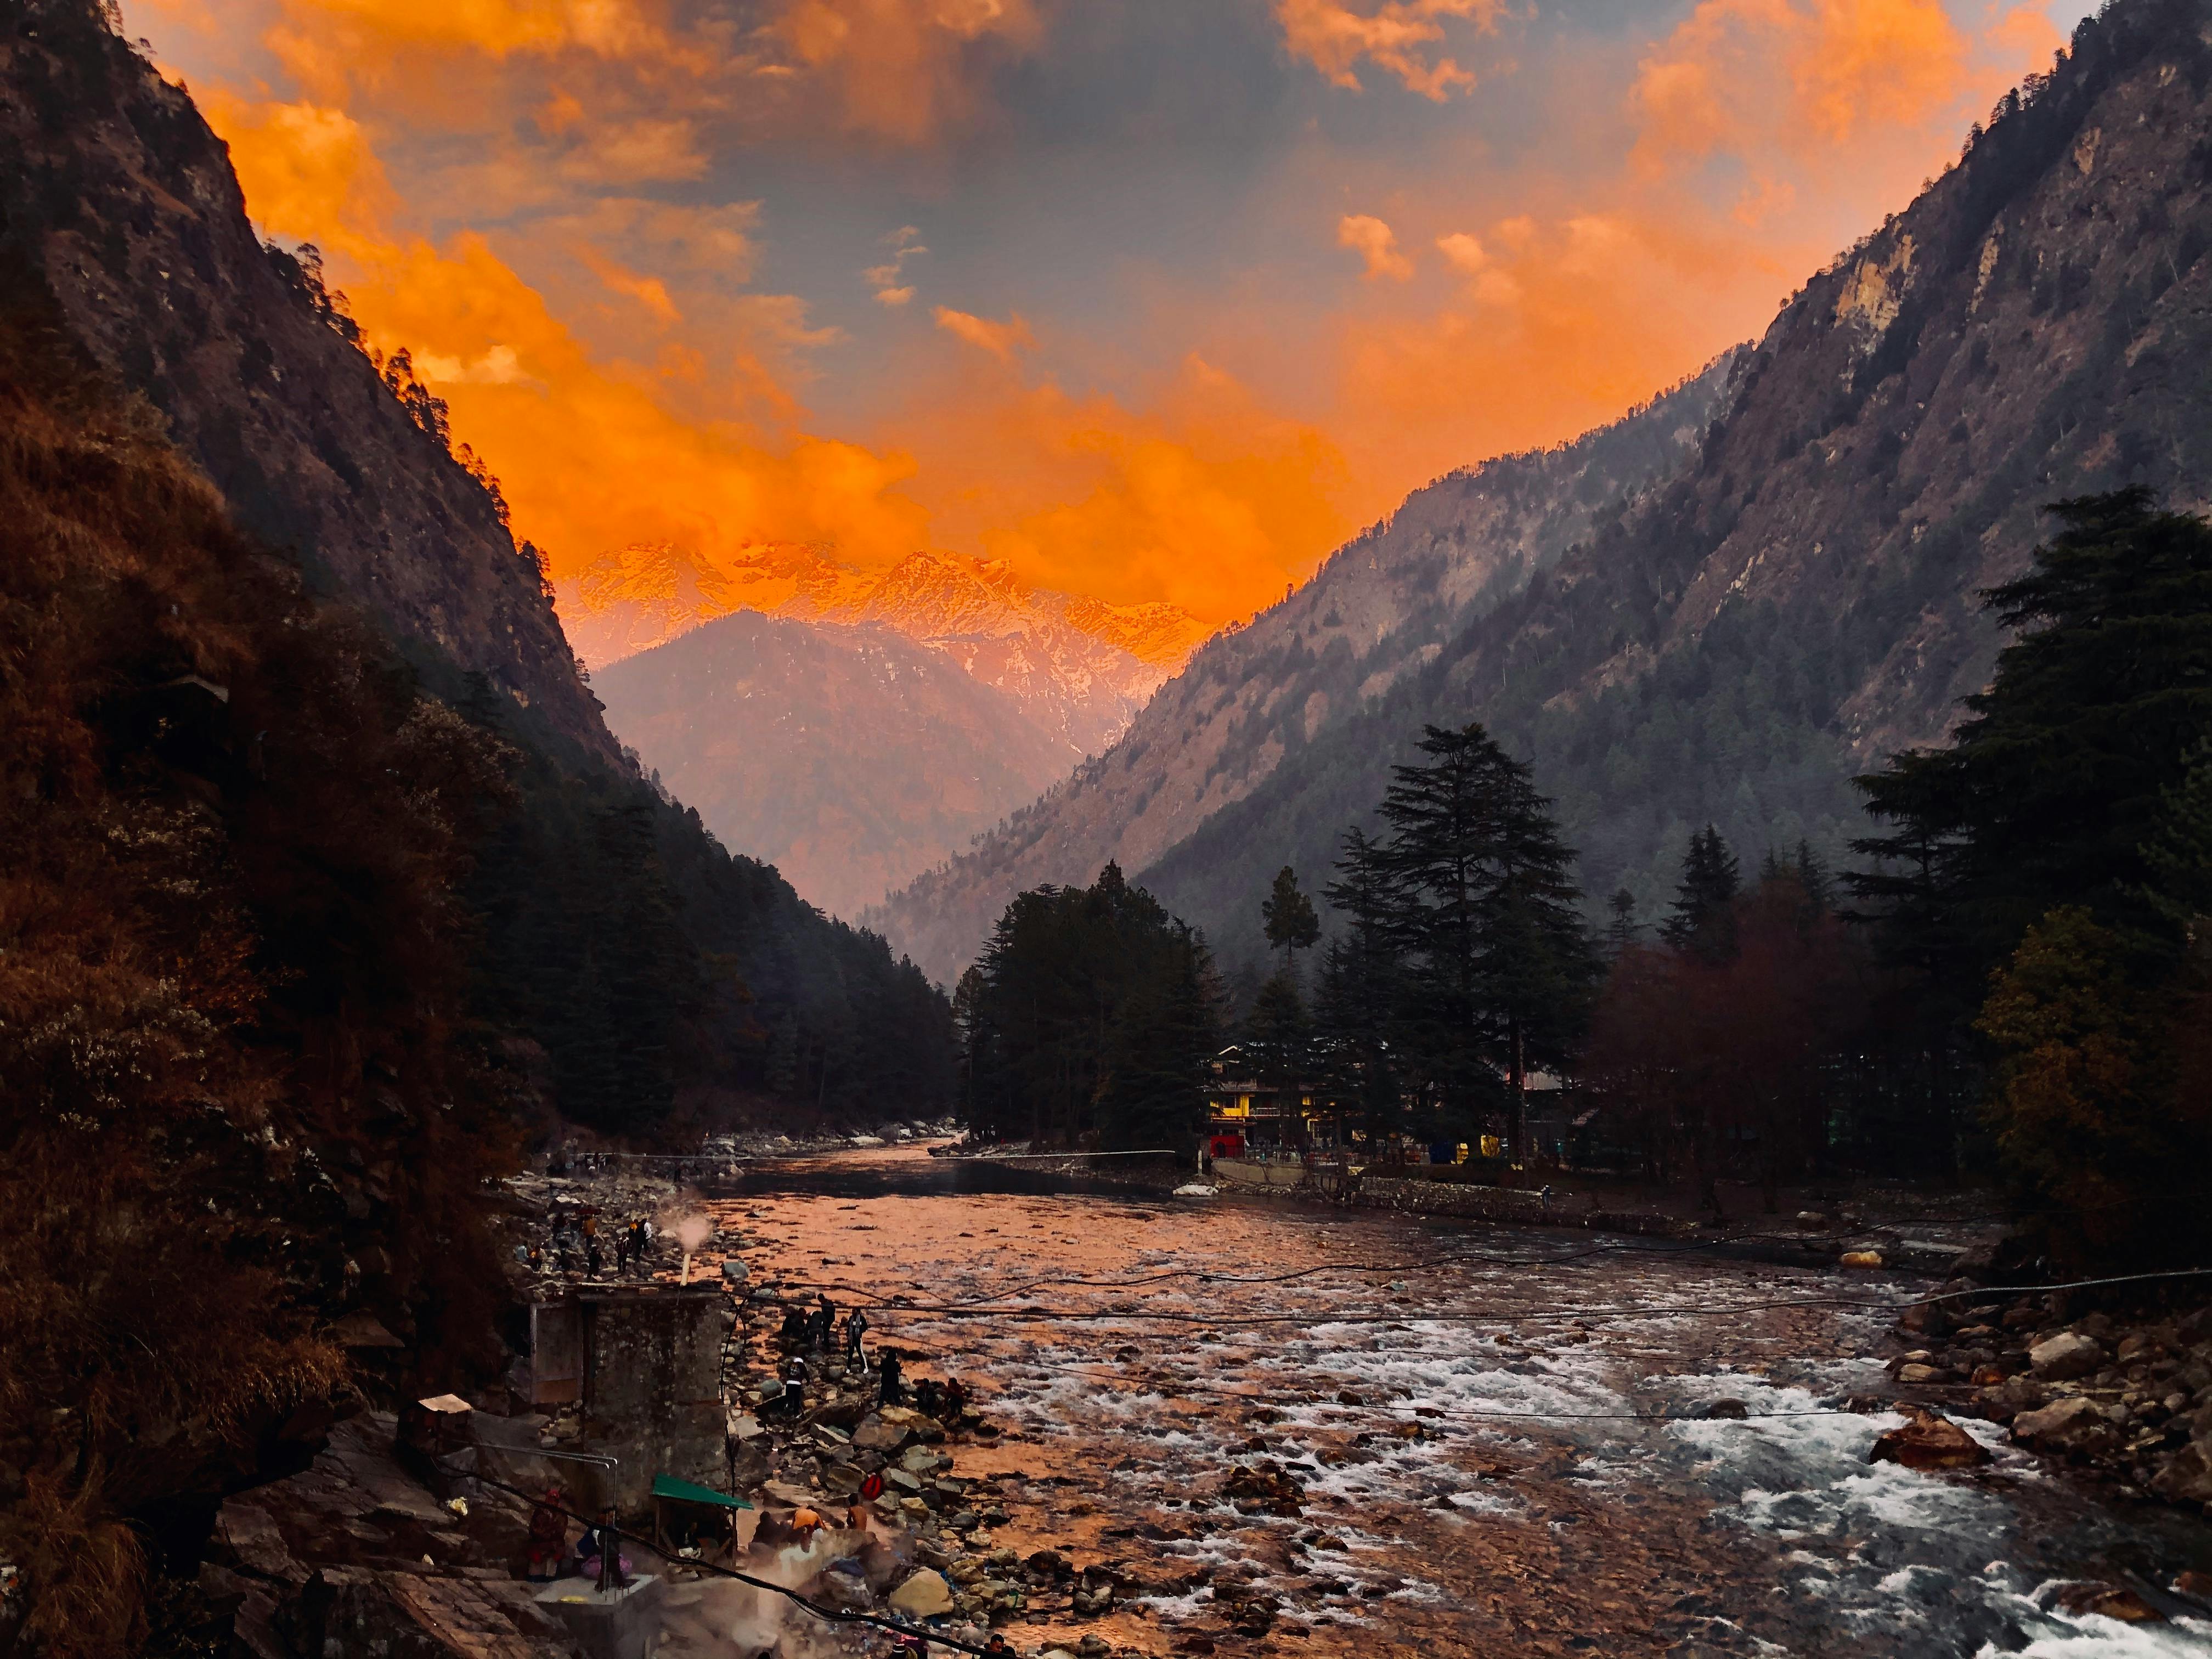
701,1145,2212,1657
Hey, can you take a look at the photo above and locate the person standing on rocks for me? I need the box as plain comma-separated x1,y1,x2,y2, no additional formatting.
879,1346,905,1407
781,1353,809,1420
843,1308,870,1374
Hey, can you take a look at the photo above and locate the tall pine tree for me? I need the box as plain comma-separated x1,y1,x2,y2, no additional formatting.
1662,825,1741,964
1372,724,1598,1156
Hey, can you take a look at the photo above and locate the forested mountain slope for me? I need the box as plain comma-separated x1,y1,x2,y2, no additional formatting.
878,0,2212,983
0,8,610,761
595,612,1077,919
0,0,954,1131
869,355,1743,981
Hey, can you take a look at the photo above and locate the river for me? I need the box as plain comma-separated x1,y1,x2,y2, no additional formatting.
695,1146,2212,1658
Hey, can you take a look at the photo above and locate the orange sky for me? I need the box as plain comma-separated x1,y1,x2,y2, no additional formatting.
131,0,2071,623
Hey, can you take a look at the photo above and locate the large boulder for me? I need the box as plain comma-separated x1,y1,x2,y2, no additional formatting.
2012,1395,2109,1451
853,1414,911,1453
2149,1443,2212,1505
1870,1408,1992,1471
2030,1332,2108,1381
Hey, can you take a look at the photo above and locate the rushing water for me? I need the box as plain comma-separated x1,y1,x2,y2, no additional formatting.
698,1146,2212,1658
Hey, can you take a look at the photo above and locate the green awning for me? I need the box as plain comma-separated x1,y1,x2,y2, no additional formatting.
651,1474,753,1510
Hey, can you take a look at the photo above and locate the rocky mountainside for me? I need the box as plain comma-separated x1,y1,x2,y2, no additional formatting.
593,612,1078,919
0,1,953,1141
874,0,2212,985
868,355,1742,980
558,542,1213,755
0,9,611,762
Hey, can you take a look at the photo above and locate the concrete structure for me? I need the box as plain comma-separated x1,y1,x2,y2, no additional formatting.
533,1575,664,1659
526,1286,735,1511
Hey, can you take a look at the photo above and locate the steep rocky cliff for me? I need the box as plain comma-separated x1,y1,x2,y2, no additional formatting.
875,0,2212,984
0,3,613,760
594,612,1079,919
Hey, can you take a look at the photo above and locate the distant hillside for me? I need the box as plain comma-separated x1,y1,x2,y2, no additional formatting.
595,613,1077,919
875,0,2212,984
558,542,1214,754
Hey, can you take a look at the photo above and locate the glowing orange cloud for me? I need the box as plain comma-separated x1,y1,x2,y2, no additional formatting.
1304,0,2064,504
208,93,931,575
1274,0,1505,99
932,307,1037,362
1339,214,1414,280
1632,0,2060,189
865,225,926,307
890,354,1352,622
150,0,2073,632
768,0,1044,143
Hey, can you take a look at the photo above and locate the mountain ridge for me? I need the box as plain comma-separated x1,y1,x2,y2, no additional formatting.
592,610,1079,920
558,541,1214,757
0,16,613,763
874,0,2212,985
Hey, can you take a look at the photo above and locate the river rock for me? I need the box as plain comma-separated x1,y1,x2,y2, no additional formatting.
1841,1250,1884,1268
763,1480,817,1507
2012,1395,2108,1450
2030,1333,2108,1381
1895,1364,1945,1385
1225,1460,1305,1516
2056,1583,2162,1622
888,1569,953,1616
1702,1398,1750,1420
2149,1443,2212,1504
1869,1408,1991,1471
853,1414,911,1452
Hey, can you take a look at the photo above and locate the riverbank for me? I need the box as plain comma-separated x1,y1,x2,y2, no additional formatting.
945,1146,2212,1536
947,1146,2000,1271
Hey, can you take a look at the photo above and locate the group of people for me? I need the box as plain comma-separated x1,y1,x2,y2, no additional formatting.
760,1292,970,1423
527,1209,658,1279
523,1488,631,1590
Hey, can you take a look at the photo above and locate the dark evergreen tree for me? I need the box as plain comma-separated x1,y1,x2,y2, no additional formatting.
964,865,1223,1152
1793,839,1833,913
1605,887,1640,955
1850,488,2212,985
1371,723,1598,1155
1244,969,1312,1108
1846,490,2212,1203
1316,828,1403,1143
1260,864,1321,974
1663,825,1741,964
